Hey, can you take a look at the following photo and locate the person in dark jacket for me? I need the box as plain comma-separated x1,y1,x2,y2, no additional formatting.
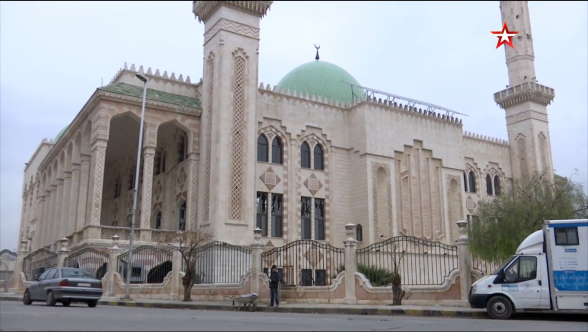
269,265,281,307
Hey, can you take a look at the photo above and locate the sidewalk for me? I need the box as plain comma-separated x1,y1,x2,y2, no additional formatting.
0,293,488,318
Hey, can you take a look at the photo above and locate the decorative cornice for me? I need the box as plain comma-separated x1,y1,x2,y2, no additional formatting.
204,18,260,44
96,91,202,116
494,81,555,109
462,131,509,147
505,110,548,125
193,1,273,23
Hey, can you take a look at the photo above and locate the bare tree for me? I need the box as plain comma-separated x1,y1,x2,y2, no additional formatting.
157,228,215,301
387,241,408,305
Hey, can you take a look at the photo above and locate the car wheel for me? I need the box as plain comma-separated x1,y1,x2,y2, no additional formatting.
87,300,98,308
62,300,72,307
23,290,33,305
486,295,513,320
46,291,57,307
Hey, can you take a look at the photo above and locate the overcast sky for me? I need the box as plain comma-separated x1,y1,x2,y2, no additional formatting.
1,1,586,251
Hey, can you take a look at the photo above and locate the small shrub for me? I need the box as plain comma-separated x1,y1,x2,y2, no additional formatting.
337,264,394,287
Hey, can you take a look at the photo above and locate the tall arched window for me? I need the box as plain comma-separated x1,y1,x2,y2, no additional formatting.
154,149,161,175
271,137,283,164
463,172,468,191
356,224,363,242
178,133,187,163
301,142,311,168
155,211,162,230
494,176,501,196
257,135,268,162
178,201,186,231
313,144,324,170
486,174,493,195
128,167,135,190
468,171,476,193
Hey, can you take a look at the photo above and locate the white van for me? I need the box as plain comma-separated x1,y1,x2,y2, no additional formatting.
469,219,588,319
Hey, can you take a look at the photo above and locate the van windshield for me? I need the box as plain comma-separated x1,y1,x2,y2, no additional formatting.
492,255,516,275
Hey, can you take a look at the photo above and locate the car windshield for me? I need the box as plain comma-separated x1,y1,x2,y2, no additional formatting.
492,255,516,275
61,269,95,279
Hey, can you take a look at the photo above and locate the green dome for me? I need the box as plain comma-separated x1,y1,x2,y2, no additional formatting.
276,61,364,105
55,125,68,142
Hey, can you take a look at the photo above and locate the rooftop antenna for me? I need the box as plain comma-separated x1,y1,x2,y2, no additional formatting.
314,44,320,61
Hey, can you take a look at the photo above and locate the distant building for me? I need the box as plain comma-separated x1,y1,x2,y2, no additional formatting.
18,1,555,253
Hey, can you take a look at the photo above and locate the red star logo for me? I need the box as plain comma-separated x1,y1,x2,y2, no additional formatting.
491,22,519,49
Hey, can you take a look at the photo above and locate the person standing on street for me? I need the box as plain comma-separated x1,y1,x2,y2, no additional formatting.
269,265,281,307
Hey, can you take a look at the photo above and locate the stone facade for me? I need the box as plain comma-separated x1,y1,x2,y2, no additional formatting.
18,1,555,252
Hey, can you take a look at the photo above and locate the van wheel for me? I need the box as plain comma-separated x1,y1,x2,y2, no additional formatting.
486,296,513,319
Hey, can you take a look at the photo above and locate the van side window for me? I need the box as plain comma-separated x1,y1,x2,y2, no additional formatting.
504,256,537,283
554,227,579,246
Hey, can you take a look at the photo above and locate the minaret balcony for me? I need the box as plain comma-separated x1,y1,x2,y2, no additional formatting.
494,81,555,109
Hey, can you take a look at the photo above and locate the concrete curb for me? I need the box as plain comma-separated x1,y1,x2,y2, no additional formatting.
1,295,488,318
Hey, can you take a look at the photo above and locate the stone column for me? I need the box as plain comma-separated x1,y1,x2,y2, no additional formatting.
170,250,182,300
250,228,264,295
34,195,47,250
62,171,73,237
343,223,358,304
85,140,107,240
456,220,471,302
107,235,122,298
187,153,199,230
13,240,29,292
140,146,155,241
68,163,81,237
76,154,91,232
55,178,65,240
57,238,70,268
49,185,58,247
41,190,52,248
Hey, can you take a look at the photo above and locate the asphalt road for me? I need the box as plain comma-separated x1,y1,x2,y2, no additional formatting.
1,301,587,331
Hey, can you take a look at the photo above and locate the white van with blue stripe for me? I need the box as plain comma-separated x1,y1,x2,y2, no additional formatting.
469,219,588,319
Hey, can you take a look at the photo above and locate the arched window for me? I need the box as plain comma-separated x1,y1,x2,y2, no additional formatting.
114,177,121,198
313,144,324,170
356,224,363,242
494,176,501,196
468,171,476,193
178,133,187,163
161,151,166,173
178,201,186,231
301,142,311,168
486,174,493,195
463,171,468,192
155,211,162,230
257,135,268,162
128,166,135,190
271,137,283,164
154,149,161,175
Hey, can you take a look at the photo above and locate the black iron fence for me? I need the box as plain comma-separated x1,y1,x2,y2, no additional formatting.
261,240,344,287
356,236,458,286
64,248,109,280
181,242,251,284
22,248,57,281
117,246,173,284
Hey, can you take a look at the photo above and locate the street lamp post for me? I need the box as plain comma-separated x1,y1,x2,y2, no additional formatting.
123,73,148,300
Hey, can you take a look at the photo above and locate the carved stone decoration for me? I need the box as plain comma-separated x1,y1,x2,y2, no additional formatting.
466,195,476,214
229,53,247,221
372,162,393,242
204,53,215,223
303,173,323,196
506,110,548,125
295,285,305,298
154,180,162,201
203,18,261,44
446,174,464,243
208,284,217,295
395,142,445,240
177,167,187,191
259,167,281,191
92,146,106,225
304,246,323,269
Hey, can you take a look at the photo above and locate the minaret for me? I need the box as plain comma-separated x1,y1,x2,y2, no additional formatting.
193,1,272,244
494,1,555,182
